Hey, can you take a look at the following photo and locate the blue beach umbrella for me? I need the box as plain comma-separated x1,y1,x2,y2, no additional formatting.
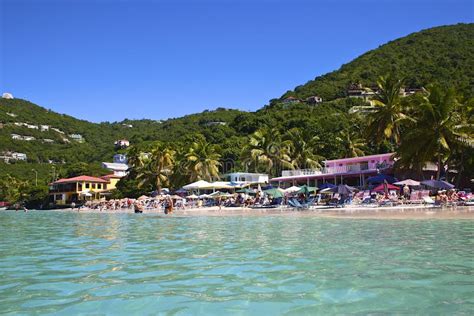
367,174,397,184
318,183,336,190
421,180,454,190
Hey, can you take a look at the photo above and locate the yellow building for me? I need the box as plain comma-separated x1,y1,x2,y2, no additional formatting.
49,175,112,205
101,174,122,190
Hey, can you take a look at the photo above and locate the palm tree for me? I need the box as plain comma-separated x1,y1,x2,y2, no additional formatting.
336,128,366,158
136,142,175,193
185,139,222,182
351,75,412,145
241,127,293,176
397,85,473,179
283,128,323,169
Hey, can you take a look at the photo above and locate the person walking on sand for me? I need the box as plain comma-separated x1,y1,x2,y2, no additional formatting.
216,196,222,211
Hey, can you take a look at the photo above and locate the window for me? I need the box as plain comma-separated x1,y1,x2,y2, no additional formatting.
97,184,102,189
85,183,90,189
92,183,96,189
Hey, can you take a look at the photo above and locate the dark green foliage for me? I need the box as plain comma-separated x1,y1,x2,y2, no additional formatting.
281,24,474,101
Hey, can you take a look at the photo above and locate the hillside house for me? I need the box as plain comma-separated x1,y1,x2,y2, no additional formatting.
40,125,50,131
305,96,323,104
43,139,54,143
69,134,84,143
26,124,39,129
6,112,17,117
23,136,35,141
2,93,13,99
11,134,23,140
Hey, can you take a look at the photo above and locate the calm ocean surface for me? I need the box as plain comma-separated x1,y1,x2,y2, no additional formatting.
0,211,473,315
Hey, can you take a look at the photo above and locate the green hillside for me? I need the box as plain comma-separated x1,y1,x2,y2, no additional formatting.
280,23,474,101
1,23,472,195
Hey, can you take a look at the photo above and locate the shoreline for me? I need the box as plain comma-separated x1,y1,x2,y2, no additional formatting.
40,205,474,219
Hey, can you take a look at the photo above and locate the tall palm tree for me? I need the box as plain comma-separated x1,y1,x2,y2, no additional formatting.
241,127,293,176
283,128,323,169
351,75,412,145
397,85,473,179
185,139,222,182
137,142,175,193
336,128,366,158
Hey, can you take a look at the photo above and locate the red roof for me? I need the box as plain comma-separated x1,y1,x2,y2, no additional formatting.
52,175,109,184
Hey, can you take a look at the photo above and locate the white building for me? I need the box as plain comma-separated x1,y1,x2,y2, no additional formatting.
11,134,23,140
102,162,129,177
223,172,269,186
23,136,35,141
11,152,27,161
40,125,50,131
26,124,39,129
2,93,13,99
43,139,54,143
6,112,17,117
69,134,84,143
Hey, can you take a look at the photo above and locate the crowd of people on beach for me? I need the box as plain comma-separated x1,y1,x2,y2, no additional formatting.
69,186,473,214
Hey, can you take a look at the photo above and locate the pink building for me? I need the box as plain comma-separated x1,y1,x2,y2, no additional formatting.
271,153,395,188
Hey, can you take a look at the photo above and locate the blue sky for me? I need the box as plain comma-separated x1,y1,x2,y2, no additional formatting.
1,0,472,122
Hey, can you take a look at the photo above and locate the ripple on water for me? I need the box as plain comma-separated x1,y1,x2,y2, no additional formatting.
0,211,473,315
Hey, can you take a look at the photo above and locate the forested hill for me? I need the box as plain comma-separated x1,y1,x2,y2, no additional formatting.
1,23,473,183
280,23,474,101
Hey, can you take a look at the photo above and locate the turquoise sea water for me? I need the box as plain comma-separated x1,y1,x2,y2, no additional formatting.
0,211,473,315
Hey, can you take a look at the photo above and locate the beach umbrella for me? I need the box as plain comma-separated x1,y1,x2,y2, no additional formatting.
421,180,454,190
182,180,212,190
170,195,183,199
297,185,318,195
264,188,284,198
137,195,149,200
372,183,399,192
187,194,199,199
393,179,421,186
330,184,356,195
208,181,234,190
236,188,256,195
367,174,397,184
284,186,301,194
318,183,336,190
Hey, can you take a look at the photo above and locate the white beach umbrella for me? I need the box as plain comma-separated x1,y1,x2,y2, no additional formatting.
393,179,421,186
208,181,234,189
284,186,301,193
182,180,212,190
187,194,199,199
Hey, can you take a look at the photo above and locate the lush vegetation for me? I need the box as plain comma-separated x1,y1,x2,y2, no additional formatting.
1,24,473,206
280,23,473,101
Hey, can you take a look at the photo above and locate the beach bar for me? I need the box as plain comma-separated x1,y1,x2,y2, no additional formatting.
271,153,395,188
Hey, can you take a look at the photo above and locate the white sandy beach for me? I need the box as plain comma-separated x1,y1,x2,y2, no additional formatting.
55,205,474,219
